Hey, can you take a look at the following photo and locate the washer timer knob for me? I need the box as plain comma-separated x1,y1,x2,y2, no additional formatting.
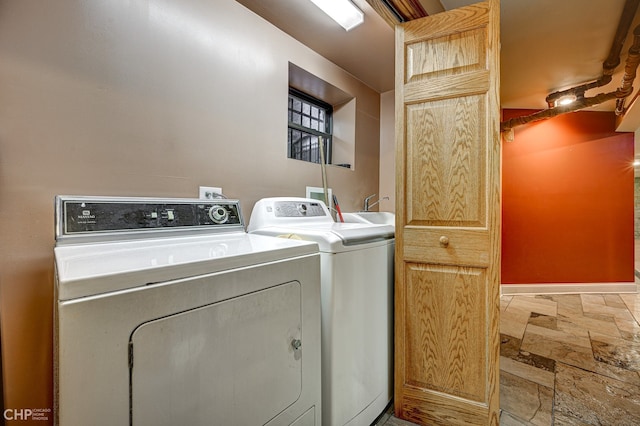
208,205,229,224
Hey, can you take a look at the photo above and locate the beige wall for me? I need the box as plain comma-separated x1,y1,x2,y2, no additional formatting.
378,90,395,212
0,0,381,416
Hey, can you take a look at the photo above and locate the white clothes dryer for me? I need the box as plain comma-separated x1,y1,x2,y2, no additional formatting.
248,198,394,426
54,196,321,426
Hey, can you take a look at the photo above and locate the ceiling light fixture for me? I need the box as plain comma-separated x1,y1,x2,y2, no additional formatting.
554,95,577,107
309,0,364,31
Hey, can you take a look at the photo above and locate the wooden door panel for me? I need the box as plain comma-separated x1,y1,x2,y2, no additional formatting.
406,95,487,227
404,263,487,401
406,28,487,82
395,0,500,424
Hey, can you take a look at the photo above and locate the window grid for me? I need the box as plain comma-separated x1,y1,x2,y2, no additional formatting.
288,89,332,164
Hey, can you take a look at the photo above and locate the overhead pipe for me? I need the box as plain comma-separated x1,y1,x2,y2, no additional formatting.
501,26,640,133
501,92,618,134
616,25,640,114
545,0,640,107
603,0,640,71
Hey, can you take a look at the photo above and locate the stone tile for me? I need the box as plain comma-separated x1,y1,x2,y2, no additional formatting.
619,290,640,306
513,350,556,374
527,313,557,330
620,292,640,325
525,323,591,349
556,312,622,338
501,333,556,373
500,371,553,426
555,362,640,426
534,294,555,302
375,405,418,426
500,410,540,425
580,294,606,306
500,333,521,358
501,307,530,339
550,294,583,318
500,356,555,388
582,311,616,323
591,357,640,387
520,331,595,371
589,331,640,372
380,415,419,426
508,296,557,317
604,294,629,309
501,295,513,312
552,412,591,425
615,317,640,343
581,301,636,322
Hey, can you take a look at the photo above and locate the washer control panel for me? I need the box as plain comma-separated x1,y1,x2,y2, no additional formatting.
274,201,326,218
56,197,243,238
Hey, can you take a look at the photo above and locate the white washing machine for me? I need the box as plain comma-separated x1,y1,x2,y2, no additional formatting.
248,198,394,426
54,196,321,426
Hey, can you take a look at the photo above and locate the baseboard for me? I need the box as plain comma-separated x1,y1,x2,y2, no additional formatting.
501,282,638,295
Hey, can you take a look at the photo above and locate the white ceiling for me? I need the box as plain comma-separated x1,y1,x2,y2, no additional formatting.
237,0,640,115
236,0,395,93
492,0,640,112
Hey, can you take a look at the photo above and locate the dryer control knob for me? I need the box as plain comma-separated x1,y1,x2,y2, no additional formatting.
208,206,229,224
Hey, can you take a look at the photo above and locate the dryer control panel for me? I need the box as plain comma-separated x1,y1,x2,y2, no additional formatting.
55,196,244,243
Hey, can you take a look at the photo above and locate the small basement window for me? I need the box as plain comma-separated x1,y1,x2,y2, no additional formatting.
288,88,333,164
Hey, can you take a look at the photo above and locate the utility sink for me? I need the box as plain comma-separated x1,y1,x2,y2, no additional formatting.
341,211,395,226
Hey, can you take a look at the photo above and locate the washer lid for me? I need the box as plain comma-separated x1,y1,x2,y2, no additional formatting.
249,222,394,252
54,233,318,301
329,225,394,245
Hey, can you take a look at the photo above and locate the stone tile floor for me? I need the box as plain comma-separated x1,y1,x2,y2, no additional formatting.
377,290,640,425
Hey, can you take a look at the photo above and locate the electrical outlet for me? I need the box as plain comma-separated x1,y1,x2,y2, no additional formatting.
199,186,223,199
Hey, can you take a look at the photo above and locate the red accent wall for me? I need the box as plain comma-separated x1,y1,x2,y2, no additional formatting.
502,109,634,284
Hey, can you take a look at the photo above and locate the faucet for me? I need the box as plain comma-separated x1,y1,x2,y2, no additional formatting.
363,194,389,211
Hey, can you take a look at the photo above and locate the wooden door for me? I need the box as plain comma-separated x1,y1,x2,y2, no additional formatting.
394,0,501,424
